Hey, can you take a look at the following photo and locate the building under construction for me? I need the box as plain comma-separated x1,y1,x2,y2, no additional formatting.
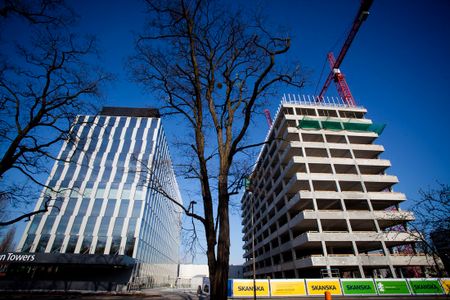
241,95,436,279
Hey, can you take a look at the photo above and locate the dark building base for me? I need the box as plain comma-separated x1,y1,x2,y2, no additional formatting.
0,253,135,291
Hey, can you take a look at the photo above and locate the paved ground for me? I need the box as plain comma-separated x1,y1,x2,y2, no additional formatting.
0,288,200,300
0,289,448,300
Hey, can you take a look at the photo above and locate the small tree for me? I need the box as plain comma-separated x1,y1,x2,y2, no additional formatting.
0,0,110,226
409,183,450,276
130,0,304,298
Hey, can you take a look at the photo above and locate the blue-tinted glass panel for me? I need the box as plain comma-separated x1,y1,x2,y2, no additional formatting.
35,234,50,252
98,217,111,236
51,235,64,253
125,236,135,256
65,236,78,253
64,198,78,215
113,217,124,236
95,236,107,254
78,198,90,216
90,199,103,216
132,201,143,218
27,214,43,235
110,237,121,255
70,216,84,235
56,215,70,234
127,217,137,236
95,116,107,127
84,216,97,236
104,200,116,216
80,236,92,254
118,200,129,217
41,215,56,234
21,234,36,252
135,119,147,140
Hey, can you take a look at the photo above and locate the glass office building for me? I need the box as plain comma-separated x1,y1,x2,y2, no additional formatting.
15,107,182,289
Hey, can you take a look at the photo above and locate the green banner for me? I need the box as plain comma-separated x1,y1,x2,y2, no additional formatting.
375,279,410,295
409,279,444,295
341,280,377,295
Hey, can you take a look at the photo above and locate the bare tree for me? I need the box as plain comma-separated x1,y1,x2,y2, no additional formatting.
408,183,450,276
0,227,15,252
0,0,73,26
129,0,304,298
0,1,111,226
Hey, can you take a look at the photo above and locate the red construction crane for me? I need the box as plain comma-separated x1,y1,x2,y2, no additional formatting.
317,0,374,106
264,109,272,128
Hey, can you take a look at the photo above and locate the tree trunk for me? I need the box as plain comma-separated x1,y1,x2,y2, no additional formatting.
209,177,231,299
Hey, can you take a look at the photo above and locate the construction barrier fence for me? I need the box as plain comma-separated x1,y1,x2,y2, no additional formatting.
228,277,449,297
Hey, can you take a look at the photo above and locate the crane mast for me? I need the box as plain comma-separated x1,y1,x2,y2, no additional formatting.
317,0,374,106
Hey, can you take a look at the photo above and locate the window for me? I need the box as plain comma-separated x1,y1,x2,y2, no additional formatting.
65,198,78,215
121,188,131,200
104,200,116,216
56,215,70,234
79,236,92,254
134,189,145,201
83,187,93,198
27,215,42,235
91,199,103,216
125,236,135,256
21,234,36,252
132,201,143,218
78,198,90,216
42,215,56,234
108,187,118,199
35,235,50,252
95,237,107,254
95,187,105,198
70,216,84,235
127,218,137,236
98,217,111,236
65,236,78,253
118,200,129,217
84,216,97,236
110,237,121,255
51,235,64,253
113,218,124,236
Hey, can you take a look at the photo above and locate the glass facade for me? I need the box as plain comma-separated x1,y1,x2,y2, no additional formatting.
17,109,182,287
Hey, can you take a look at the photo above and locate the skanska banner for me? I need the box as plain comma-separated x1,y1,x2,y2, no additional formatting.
228,277,448,297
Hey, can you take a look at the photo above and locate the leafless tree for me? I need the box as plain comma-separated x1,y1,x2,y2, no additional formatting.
0,227,15,252
129,0,305,298
0,1,111,227
0,0,73,26
408,183,450,275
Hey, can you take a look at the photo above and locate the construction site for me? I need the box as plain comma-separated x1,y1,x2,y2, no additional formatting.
240,0,445,292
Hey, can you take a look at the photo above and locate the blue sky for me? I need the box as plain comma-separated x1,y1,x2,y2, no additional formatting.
9,0,450,264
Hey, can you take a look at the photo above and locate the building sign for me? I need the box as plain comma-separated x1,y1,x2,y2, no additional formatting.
375,279,410,295
306,279,342,295
441,278,450,294
270,279,306,296
232,279,269,297
341,279,377,295
0,252,35,263
408,279,444,295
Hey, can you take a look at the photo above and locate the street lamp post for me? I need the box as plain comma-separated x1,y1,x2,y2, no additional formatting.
244,176,256,300
250,191,256,300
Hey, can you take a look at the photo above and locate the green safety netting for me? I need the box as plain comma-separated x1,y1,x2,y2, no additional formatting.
342,122,371,131
367,123,386,135
297,117,386,135
298,117,321,129
322,118,343,130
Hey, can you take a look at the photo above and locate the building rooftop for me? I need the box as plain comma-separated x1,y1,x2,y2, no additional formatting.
100,106,160,118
